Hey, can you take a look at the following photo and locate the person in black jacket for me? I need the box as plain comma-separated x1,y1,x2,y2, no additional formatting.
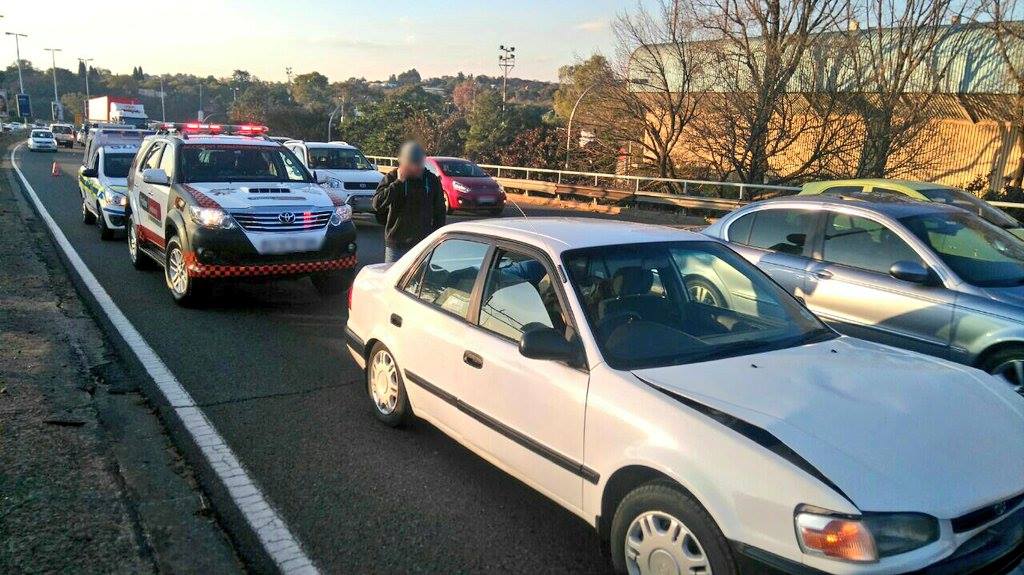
372,141,446,263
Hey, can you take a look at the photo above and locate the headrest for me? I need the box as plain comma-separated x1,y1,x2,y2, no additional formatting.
611,266,653,297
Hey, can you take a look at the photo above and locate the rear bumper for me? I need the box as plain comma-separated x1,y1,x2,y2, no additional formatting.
731,508,1024,574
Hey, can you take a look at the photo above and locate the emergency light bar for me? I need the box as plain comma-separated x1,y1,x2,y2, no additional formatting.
157,122,269,136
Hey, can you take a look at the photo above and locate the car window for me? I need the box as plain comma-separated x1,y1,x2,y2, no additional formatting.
103,153,135,179
821,213,924,275
410,239,490,319
745,209,814,255
479,250,567,342
180,145,311,183
158,145,176,180
726,213,754,244
820,185,864,195
917,187,1020,229
901,212,1024,287
306,147,374,170
141,142,164,171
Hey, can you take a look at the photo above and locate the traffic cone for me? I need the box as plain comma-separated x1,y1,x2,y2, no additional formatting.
51,162,61,177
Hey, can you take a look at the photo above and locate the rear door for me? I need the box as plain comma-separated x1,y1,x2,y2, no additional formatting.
802,210,956,357
725,207,820,299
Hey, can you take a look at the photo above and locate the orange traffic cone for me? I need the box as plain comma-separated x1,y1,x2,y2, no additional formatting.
51,162,61,177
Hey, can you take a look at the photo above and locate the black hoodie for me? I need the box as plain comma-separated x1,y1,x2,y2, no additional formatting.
371,169,446,249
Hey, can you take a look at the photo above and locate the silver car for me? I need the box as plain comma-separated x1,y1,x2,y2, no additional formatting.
704,194,1024,386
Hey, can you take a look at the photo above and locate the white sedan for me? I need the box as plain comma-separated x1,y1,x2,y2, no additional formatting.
27,129,58,152
345,218,1024,574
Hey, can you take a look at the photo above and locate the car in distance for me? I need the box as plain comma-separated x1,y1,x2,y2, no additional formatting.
705,193,1024,386
27,129,58,152
48,123,76,148
425,156,505,216
79,141,138,240
284,140,382,215
346,217,1024,574
800,178,1024,239
125,123,357,305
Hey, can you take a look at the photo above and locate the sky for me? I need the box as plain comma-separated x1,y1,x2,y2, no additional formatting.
2,0,644,82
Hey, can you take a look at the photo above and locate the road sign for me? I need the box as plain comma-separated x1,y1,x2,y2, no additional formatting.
16,94,31,118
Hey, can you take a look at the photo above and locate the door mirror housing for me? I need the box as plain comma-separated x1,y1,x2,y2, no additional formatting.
141,168,169,186
81,167,98,178
313,170,330,184
889,260,932,284
519,327,575,362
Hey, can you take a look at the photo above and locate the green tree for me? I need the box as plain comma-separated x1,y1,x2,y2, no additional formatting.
291,72,331,110
465,91,543,162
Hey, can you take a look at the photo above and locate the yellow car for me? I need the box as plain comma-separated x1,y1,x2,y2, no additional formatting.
799,178,1024,239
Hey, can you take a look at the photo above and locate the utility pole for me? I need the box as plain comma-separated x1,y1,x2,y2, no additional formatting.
6,32,27,94
79,57,93,101
44,48,62,120
498,45,515,112
159,76,166,121
285,67,293,101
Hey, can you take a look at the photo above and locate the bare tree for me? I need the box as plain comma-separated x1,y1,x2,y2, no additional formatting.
987,0,1024,189
846,0,976,178
694,0,847,184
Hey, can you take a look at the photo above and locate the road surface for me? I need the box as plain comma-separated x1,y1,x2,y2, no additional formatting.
12,147,614,574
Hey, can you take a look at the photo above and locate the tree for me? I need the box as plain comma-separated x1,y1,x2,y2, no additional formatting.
291,71,331,110
452,79,477,112
77,60,86,79
395,68,422,86
403,110,467,156
497,126,564,169
987,0,1024,189
340,86,444,155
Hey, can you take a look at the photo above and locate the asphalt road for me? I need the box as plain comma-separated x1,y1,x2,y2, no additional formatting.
14,147,614,574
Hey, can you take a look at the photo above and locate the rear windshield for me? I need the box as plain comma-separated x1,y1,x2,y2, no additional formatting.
51,126,73,134
31,131,53,138
103,153,135,179
180,145,312,183
306,147,374,171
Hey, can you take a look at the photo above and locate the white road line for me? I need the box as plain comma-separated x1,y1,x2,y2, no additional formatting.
9,145,318,575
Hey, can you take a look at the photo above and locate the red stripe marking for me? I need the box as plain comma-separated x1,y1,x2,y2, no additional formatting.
136,224,165,249
183,184,221,209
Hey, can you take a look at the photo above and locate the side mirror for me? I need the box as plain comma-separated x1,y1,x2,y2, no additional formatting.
142,168,169,185
889,260,931,284
81,167,98,178
313,170,329,184
519,327,574,362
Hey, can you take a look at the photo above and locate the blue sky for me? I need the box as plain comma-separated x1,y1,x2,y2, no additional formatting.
4,0,643,81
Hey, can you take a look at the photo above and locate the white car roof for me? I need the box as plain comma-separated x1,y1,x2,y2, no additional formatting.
300,141,358,150
101,143,141,153
175,135,280,146
445,217,708,254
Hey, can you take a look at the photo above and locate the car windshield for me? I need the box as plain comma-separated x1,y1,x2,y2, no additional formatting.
32,131,53,138
103,153,135,178
563,241,833,370
900,212,1024,287
180,145,311,183
438,160,488,178
307,147,374,170
917,187,1020,230
51,126,72,134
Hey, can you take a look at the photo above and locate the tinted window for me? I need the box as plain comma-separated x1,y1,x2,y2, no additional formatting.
180,145,311,183
916,187,1019,229
307,147,373,170
414,239,489,319
141,142,164,171
822,213,923,275
479,251,567,342
726,213,754,244
820,185,865,195
746,209,814,255
901,212,1024,287
103,153,135,179
438,160,488,178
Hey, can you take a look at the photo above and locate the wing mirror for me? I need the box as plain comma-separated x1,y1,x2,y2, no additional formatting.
313,170,330,184
141,168,169,185
889,260,932,284
519,327,575,362
81,167,98,178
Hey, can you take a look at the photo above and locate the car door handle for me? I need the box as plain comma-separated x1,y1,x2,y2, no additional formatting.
463,351,483,369
390,313,402,327
813,270,833,280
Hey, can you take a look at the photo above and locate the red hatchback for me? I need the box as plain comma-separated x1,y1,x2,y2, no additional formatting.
425,157,506,216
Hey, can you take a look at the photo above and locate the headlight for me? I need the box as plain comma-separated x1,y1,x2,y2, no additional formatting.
108,193,128,207
329,204,352,226
321,177,344,189
795,506,939,563
188,205,234,229
452,181,471,194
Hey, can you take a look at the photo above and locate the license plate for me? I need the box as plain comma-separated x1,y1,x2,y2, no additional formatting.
251,234,322,255
477,196,495,205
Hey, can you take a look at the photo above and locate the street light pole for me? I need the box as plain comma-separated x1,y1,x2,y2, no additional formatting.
498,45,515,112
565,83,596,170
78,57,93,101
6,32,27,94
44,48,62,120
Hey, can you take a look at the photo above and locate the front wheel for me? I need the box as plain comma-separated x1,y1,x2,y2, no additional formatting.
97,203,115,240
81,199,96,224
610,482,737,575
165,236,207,306
980,347,1024,388
366,342,412,427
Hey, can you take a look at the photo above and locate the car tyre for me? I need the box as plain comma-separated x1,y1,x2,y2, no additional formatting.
980,346,1024,388
610,481,737,575
127,223,155,270
684,276,726,307
443,192,453,215
164,236,207,306
311,271,352,298
97,202,115,240
366,342,412,427
81,199,96,225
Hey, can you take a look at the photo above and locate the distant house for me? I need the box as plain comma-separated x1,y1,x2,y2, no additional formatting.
632,22,1024,190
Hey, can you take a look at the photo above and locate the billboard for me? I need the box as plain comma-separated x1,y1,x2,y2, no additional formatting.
16,94,31,118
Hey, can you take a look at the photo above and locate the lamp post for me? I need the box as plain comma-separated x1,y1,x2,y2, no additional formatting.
564,83,596,170
44,48,62,119
6,32,27,94
498,45,515,112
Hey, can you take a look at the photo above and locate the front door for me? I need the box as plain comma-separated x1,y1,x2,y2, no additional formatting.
133,141,168,250
802,211,955,357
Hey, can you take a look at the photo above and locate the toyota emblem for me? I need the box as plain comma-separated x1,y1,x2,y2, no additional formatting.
279,212,296,224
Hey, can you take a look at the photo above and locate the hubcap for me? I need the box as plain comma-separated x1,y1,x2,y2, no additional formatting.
369,350,400,415
625,511,711,575
128,226,138,259
167,247,188,296
991,358,1024,389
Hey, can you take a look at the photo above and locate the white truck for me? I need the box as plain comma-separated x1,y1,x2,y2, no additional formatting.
88,96,149,128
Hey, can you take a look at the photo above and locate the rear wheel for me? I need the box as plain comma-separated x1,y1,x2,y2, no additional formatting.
610,482,737,575
366,342,412,427
127,223,154,270
165,236,207,306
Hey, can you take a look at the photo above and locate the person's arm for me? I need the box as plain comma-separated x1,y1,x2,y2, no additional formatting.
430,172,446,230
372,170,402,212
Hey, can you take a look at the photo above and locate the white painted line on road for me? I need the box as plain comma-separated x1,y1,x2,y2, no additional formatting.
9,145,319,575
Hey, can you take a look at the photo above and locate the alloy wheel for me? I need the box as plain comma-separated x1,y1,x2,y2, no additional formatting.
687,284,718,306
167,247,189,296
370,349,400,415
625,511,712,575
991,358,1024,389
128,225,139,261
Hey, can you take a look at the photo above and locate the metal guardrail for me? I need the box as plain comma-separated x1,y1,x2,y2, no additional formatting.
366,155,1024,211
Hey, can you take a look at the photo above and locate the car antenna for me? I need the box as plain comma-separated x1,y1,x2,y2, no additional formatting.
502,193,540,234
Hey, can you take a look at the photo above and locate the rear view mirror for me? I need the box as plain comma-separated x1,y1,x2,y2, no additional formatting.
81,167,98,178
519,327,574,362
889,261,931,284
141,168,169,186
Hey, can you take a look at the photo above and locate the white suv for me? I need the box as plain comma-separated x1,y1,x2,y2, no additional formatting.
49,123,75,148
284,140,382,215
346,217,1024,574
